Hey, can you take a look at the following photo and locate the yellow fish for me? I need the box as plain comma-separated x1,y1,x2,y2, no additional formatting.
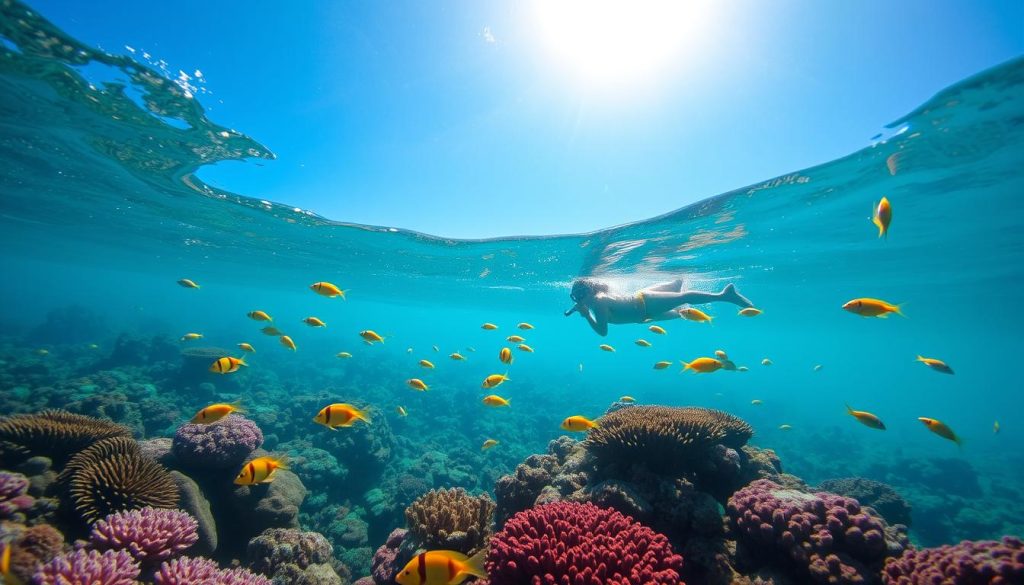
872,196,892,239
238,343,256,353
313,403,371,429
419,359,435,369
449,352,466,361
761,358,773,366
481,439,499,450
394,550,487,585
635,339,651,347
751,399,763,406
916,355,954,375
261,326,284,336
396,406,408,417
846,404,886,430
842,298,904,318
234,456,288,485
499,347,513,365
336,351,353,358
715,350,728,359
248,310,273,322
1,541,24,585
177,278,200,289
517,344,534,353
191,401,244,424
481,373,509,389
481,323,498,330
653,361,672,370
310,281,347,299
279,335,297,351
680,307,713,323
994,420,1000,434
619,396,635,403
918,417,962,446
482,394,510,407
738,307,762,317
517,323,534,330
506,335,525,343
681,358,723,373
303,316,327,328
360,330,385,344
210,356,247,374
561,415,599,432
599,344,615,352
779,424,793,431
648,325,667,335
407,378,429,391
180,333,203,341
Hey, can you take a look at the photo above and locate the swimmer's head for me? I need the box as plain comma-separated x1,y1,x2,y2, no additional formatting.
570,278,608,303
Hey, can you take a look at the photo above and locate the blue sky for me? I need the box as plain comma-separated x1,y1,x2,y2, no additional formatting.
28,0,1024,238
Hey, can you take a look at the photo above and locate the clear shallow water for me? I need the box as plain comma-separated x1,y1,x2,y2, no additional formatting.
2,0,1024,561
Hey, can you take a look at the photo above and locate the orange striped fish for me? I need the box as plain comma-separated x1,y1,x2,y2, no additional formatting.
234,456,288,485
209,356,247,374
394,550,487,585
313,403,371,430
310,281,347,299
191,402,244,424
499,347,513,364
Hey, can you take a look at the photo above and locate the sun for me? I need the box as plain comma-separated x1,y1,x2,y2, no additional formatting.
532,0,714,90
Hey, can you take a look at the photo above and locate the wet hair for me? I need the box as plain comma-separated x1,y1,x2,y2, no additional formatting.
570,277,608,301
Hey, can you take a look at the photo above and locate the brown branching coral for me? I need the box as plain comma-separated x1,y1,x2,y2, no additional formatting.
7,524,65,582
404,487,495,555
58,437,179,525
585,406,753,473
0,410,132,465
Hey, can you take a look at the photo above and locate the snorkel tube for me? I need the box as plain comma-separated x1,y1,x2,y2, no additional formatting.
564,306,578,317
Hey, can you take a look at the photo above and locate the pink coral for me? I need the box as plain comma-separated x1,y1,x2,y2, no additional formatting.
882,536,1024,584
153,556,220,585
172,415,263,469
484,501,684,585
0,471,35,520
33,549,140,585
91,507,199,565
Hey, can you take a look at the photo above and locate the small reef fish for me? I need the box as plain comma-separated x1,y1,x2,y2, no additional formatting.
680,307,713,323
88,343,99,349
516,344,534,353
872,196,892,239
715,350,728,359
779,424,793,431
846,405,886,430
336,351,353,358
180,333,203,341
481,439,499,450
751,400,763,406
310,281,347,299
761,358,773,366
234,456,288,485
191,402,244,424
499,347,513,365
302,316,327,328
360,330,385,344
261,326,284,336
396,406,408,417
738,307,762,317
886,152,901,176
210,356,247,374
36,349,48,356
738,366,749,372
482,395,510,407
394,550,487,585
279,335,297,351
648,325,667,335
561,416,599,432
842,298,904,318
177,278,200,289
481,323,498,330
578,363,584,373
407,378,429,391
517,323,534,330
653,361,672,370
419,359,435,369
635,339,652,347
449,352,466,361
466,347,476,352
619,396,635,403
1,542,19,585
506,335,525,343
916,355,954,375
482,373,509,389
814,364,823,372
248,310,273,322
994,420,1000,434
238,343,256,353
407,347,413,353
313,403,371,429
432,345,439,352
599,344,615,352
680,358,723,373
918,417,963,446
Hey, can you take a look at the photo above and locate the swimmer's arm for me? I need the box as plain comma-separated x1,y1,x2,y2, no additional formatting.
579,303,609,336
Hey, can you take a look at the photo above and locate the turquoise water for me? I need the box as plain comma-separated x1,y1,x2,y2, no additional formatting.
2,0,1024,578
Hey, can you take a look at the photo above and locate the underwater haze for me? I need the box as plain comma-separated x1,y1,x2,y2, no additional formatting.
1,2,1023,584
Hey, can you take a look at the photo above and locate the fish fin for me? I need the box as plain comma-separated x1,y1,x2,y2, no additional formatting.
845,404,854,415
274,455,290,470
877,313,889,318
237,358,248,367
339,289,348,300
872,214,885,238
954,435,965,448
363,340,373,346
894,303,906,317
328,425,338,431
915,355,925,362
680,360,691,372
459,549,488,580
230,399,246,414
355,408,372,424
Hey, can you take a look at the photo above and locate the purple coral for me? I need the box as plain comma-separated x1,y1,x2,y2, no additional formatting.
217,567,273,585
728,479,904,584
371,529,412,585
883,536,1024,584
172,415,263,469
33,549,140,585
0,471,35,520
153,557,220,585
91,507,199,565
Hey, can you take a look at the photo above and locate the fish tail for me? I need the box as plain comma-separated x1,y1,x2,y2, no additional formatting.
893,303,906,317
274,455,290,470
873,215,885,238
680,360,691,372
237,358,248,367
461,549,488,580
355,407,372,424
845,403,854,415
339,289,348,300
954,435,964,448
231,400,247,414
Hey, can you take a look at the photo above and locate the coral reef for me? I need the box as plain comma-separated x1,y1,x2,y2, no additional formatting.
153,556,273,585
0,410,131,465
483,501,684,585
0,470,35,521
90,507,199,566
369,529,417,585
404,487,494,556
171,415,264,470
35,548,141,585
247,528,346,585
5,524,64,582
882,536,1024,584
818,477,912,528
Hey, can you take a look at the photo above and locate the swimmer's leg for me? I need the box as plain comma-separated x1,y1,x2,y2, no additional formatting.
641,283,754,314
641,279,684,293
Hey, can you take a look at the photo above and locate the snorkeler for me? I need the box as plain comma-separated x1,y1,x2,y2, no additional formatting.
565,277,754,336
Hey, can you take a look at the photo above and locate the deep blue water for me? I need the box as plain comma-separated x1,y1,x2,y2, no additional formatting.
2,0,1023,557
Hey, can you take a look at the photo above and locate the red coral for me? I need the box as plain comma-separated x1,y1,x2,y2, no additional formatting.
484,501,684,585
